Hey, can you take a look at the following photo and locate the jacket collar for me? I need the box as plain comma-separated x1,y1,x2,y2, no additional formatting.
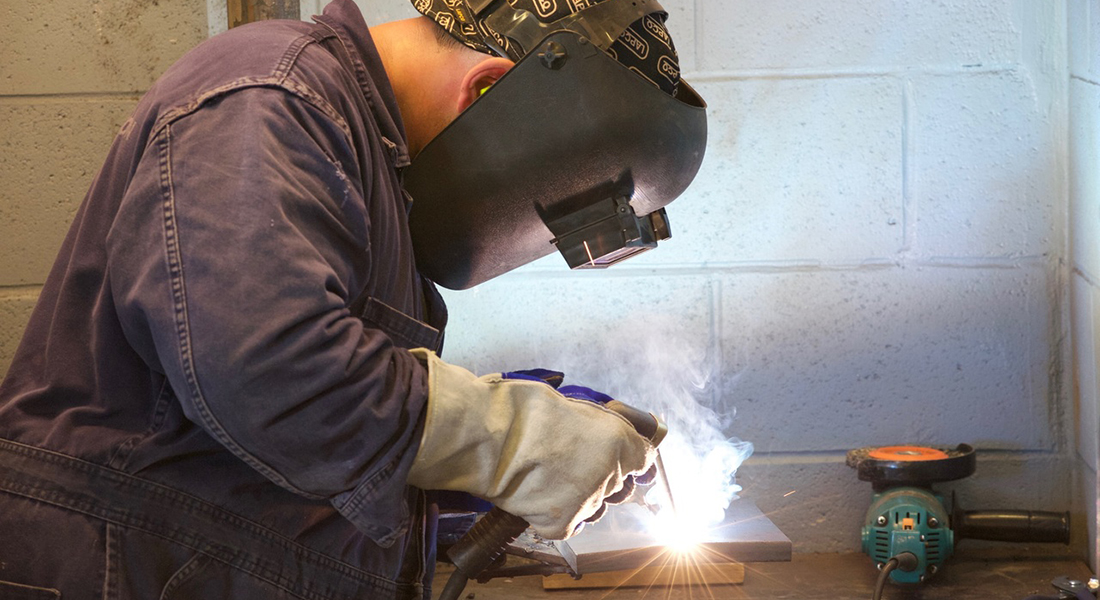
313,0,411,167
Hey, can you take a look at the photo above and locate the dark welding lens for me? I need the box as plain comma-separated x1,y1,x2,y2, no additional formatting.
548,198,670,269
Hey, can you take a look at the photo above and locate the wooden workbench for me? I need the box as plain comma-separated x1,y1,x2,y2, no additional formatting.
433,551,1093,599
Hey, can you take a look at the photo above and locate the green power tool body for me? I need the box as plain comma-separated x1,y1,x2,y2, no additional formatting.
860,486,954,584
848,444,1070,586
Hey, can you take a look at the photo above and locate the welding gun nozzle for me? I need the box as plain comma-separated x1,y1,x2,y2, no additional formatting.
655,451,678,518
604,400,667,447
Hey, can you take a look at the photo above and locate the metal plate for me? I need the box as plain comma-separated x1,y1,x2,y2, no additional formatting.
507,500,790,575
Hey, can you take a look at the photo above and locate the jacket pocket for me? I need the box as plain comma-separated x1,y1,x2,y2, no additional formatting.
359,296,442,351
0,580,61,600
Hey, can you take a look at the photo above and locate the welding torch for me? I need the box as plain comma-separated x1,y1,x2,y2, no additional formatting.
436,400,671,600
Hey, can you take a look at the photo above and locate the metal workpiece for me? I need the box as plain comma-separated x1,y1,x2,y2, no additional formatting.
506,500,791,575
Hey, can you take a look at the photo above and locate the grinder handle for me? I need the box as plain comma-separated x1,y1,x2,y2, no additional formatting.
954,510,1070,544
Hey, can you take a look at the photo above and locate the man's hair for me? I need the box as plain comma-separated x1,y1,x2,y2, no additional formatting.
431,21,467,52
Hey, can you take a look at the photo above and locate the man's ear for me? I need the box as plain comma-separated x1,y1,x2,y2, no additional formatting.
456,57,515,113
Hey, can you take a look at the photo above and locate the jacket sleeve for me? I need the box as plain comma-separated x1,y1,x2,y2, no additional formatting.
106,86,427,545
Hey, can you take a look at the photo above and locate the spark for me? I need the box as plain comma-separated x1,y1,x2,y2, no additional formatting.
783,489,797,497
595,534,739,599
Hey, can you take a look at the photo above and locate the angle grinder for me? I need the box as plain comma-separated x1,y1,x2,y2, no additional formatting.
847,444,1070,594
436,399,669,600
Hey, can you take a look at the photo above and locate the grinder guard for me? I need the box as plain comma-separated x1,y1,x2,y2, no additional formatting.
403,30,707,290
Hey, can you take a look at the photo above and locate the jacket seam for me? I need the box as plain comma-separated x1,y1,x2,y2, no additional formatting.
312,17,373,108
107,378,173,471
337,451,401,519
158,126,326,502
274,30,317,84
150,77,353,151
0,438,393,590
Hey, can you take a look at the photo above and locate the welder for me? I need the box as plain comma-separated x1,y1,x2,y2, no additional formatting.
0,0,704,598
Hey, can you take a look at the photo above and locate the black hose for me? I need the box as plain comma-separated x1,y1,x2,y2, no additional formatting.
872,558,899,600
437,567,471,600
871,553,919,600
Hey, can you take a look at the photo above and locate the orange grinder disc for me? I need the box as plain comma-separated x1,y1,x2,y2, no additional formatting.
867,446,950,462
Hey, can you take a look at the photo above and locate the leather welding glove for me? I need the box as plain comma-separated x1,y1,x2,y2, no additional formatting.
509,375,656,522
406,348,656,540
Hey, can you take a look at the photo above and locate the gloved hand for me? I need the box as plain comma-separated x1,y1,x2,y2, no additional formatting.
501,371,656,524
406,348,656,540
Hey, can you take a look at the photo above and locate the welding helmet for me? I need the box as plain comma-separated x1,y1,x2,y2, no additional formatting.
404,0,707,290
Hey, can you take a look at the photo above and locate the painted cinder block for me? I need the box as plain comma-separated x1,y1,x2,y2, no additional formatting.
0,290,39,380
1073,275,1100,474
0,0,205,95
439,273,715,400
624,76,902,268
349,0,417,29
717,265,1054,454
1068,0,1090,79
736,457,870,553
697,0,1018,73
1068,0,1099,80
1093,0,1100,80
1071,78,1100,283
0,99,138,286
910,71,1058,259
949,454,1073,525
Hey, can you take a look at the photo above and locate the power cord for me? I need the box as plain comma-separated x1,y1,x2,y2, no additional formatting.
872,552,919,600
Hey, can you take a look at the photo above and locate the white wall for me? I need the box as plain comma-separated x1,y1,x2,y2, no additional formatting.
1069,0,1100,570
432,0,1073,554
30,0,1078,556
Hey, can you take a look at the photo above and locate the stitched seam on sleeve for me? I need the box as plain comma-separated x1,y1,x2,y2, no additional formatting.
151,78,353,147
159,125,325,501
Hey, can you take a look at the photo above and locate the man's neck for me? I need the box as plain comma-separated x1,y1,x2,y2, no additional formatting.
369,18,463,158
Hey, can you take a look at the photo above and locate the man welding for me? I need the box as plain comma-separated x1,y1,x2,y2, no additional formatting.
0,0,704,598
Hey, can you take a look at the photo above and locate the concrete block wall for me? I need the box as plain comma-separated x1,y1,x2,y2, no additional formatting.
428,0,1073,555
1069,0,1100,570
0,0,207,379
1,0,1078,559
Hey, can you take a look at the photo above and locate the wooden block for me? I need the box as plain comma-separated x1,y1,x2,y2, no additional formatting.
543,561,745,590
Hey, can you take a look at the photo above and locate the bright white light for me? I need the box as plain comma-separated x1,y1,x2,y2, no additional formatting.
645,429,750,528
644,480,712,553
649,511,705,553
640,422,752,554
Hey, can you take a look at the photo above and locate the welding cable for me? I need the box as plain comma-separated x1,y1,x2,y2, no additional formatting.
871,558,899,600
871,553,919,600
438,568,471,600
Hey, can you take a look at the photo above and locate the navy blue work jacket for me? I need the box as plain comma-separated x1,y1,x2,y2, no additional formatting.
0,1,447,598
